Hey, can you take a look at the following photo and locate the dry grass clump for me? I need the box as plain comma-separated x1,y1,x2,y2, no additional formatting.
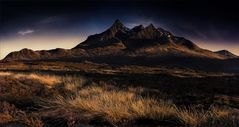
14,73,60,87
0,71,60,87
0,72,12,76
0,71,87,90
44,85,239,126
27,74,60,87
0,71,89,99
58,75,87,91
175,105,239,127
0,101,43,127
0,74,54,98
211,106,231,119
47,86,176,124
176,107,209,126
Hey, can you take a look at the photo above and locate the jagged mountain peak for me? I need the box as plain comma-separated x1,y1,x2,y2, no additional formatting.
78,20,128,46
146,24,156,30
76,20,203,50
131,25,144,32
109,19,129,32
157,27,172,36
113,19,123,26
129,23,161,40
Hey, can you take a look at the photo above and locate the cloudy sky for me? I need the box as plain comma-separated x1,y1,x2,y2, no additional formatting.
0,0,238,59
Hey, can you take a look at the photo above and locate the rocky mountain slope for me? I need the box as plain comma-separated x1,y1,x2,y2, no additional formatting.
3,19,237,61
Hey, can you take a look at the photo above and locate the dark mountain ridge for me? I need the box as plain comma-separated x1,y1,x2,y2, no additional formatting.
3,19,238,61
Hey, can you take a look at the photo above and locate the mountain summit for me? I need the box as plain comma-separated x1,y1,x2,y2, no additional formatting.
3,19,237,61
73,20,226,59
111,19,127,29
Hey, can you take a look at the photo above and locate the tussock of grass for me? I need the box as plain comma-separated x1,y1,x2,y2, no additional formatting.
58,75,87,91
46,85,239,126
46,86,176,124
14,73,60,87
176,107,209,126
211,106,231,119
0,72,60,87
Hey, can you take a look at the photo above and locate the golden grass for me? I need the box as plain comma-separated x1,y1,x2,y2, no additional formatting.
211,106,231,119
0,72,12,76
47,84,239,126
1,71,238,126
176,107,208,126
0,71,60,88
59,75,87,91
14,73,60,87
47,85,238,126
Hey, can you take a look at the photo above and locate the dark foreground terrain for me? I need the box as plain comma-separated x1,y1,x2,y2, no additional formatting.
0,60,239,127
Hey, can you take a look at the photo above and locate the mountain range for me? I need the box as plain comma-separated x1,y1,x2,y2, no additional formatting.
3,19,238,61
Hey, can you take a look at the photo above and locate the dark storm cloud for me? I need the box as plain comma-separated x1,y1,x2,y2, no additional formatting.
0,0,238,43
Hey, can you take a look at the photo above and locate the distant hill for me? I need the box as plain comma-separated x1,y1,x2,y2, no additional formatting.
3,19,237,61
214,50,238,59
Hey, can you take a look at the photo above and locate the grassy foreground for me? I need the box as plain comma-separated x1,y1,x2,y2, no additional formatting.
0,72,239,127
